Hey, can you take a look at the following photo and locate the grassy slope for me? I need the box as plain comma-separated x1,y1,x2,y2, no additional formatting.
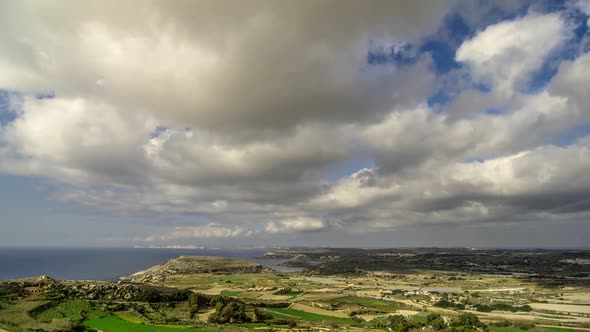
323,295,406,312
266,308,354,323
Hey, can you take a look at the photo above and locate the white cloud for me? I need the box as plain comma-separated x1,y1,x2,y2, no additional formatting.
265,217,328,234
211,200,228,209
148,224,252,241
550,52,590,108
309,168,398,210
456,12,567,96
0,97,153,184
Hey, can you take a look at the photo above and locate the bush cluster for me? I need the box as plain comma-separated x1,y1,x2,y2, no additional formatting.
434,299,466,310
370,312,486,332
473,303,532,313
208,301,249,324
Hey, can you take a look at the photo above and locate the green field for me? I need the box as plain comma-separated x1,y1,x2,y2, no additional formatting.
35,300,92,321
266,308,354,323
86,315,218,332
490,327,585,332
286,290,303,299
544,328,586,332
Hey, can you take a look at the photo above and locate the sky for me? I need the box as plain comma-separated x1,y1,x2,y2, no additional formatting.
0,0,590,248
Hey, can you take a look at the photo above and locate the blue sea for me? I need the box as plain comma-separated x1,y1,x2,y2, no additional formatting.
0,247,299,281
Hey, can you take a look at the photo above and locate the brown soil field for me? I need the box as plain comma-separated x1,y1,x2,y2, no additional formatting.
529,303,590,314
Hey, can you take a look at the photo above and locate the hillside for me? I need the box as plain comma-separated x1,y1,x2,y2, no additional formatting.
119,256,265,283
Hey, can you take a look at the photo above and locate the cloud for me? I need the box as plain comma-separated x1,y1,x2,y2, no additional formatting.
148,224,252,241
309,168,397,210
0,0,450,132
144,124,350,186
456,12,567,96
550,52,590,108
265,217,328,234
359,88,586,174
0,1,445,222
211,200,228,210
0,97,153,184
0,1,590,246
307,138,590,231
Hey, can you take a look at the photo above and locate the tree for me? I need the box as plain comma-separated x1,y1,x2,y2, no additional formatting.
209,301,249,324
452,313,482,327
387,315,410,332
427,313,447,330
189,292,210,307
221,301,248,323
448,313,487,332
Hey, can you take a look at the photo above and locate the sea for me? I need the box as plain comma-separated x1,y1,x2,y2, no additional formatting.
0,247,302,281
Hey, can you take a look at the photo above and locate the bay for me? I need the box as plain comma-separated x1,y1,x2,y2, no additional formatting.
0,247,301,281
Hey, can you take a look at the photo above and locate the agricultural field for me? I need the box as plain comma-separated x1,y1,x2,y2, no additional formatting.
86,315,218,332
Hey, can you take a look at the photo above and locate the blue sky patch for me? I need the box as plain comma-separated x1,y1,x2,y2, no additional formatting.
419,40,461,74
555,121,590,146
427,90,453,109
0,90,19,125
484,107,504,116
150,125,168,139
323,155,375,183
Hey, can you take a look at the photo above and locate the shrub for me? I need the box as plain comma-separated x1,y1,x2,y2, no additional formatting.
252,308,270,322
474,303,532,313
514,322,535,330
434,299,465,310
274,287,292,295
387,315,413,332
267,319,292,325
